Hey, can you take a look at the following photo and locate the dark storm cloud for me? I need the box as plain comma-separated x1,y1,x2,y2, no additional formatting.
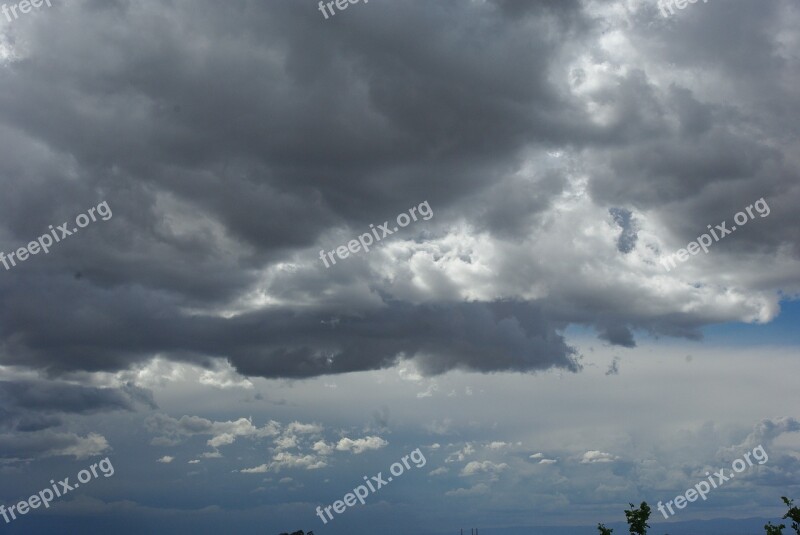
0,379,155,434
466,169,569,239
0,290,579,377
0,429,108,460
0,380,154,414
0,0,593,379
587,1,800,257
0,0,797,384
598,325,635,348
12,414,63,433
492,0,584,20
0,0,592,261
0,2,799,531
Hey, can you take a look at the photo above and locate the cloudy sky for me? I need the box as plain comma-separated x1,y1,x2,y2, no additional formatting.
1,0,799,533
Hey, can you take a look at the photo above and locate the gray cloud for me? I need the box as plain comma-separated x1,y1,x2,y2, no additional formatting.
0,14,798,529
0,379,155,437
0,0,797,386
0,380,154,414
0,430,109,460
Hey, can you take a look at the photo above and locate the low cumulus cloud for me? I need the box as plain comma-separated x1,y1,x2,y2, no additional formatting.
0,430,109,460
461,460,509,477
145,414,280,448
580,450,620,464
335,436,388,454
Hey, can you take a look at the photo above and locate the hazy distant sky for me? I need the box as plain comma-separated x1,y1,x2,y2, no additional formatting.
1,1,799,533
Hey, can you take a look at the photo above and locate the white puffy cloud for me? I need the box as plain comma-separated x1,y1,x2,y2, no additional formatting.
57,433,110,459
207,433,237,449
398,363,424,382
239,464,270,474
581,450,619,464
146,413,282,450
241,451,327,474
105,358,253,390
286,422,323,435
198,366,254,390
274,435,298,451
446,443,475,463
530,452,557,464
335,436,388,454
460,460,509,477
312,440,334,456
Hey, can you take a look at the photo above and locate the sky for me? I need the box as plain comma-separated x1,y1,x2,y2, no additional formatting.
0,0,799,534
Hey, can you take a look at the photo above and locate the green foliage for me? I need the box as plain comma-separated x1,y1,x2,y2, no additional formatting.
781,497,800,534
762,496,800,534
765,522,786,535
298,495,797,535
597,495,800,535
624,502,651,535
